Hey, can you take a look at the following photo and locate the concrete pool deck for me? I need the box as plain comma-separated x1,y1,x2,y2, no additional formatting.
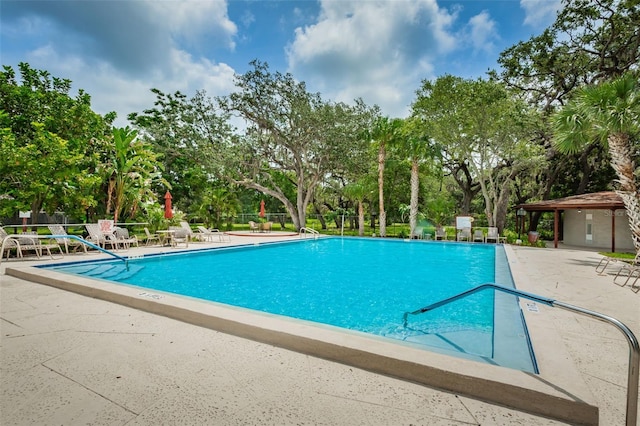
1,236,638,425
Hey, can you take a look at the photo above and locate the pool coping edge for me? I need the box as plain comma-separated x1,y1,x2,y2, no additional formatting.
5,264,598,425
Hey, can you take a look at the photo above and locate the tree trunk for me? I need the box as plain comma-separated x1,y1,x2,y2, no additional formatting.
409,159,419,238
313,203,327,229
608,133,640,251
378,142,386,237
358,201,364,236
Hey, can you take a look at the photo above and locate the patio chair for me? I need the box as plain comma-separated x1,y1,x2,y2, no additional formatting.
472,229,485,243
486,227,506,244
169,226,189,247
248,221,259,233
179,221,202,242
13,232,62,260
143,227,161,246
435,227,447,241
197,226,231,242
47,224,87,254
85,223,120,250
613,264,640,291
595,251,639,275
0,228,20,261
261,221,273,232
113,227,138,249
457,227,471,242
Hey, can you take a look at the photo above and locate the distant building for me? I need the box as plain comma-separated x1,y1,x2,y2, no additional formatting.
516,191,633,252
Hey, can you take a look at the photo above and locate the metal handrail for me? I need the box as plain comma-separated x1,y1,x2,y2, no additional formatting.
403,283,639,426
1,234,128,266
299,227,319,239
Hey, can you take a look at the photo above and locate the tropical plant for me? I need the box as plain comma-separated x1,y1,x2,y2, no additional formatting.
343,181,369,236
366,116,403,237
553,73,640,250
399,118,440,238
104,127,168,223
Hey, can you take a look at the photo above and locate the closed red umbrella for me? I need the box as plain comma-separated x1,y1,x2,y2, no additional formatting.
164,191,173,219
259,200,265,218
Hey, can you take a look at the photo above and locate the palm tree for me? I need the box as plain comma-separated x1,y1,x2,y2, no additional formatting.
105,127,167,223
553,73,640,250
343,181,369,236
369,117,402,237
400,118,440,238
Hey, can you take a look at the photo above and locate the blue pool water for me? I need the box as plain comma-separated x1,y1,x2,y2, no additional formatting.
44,237,536,372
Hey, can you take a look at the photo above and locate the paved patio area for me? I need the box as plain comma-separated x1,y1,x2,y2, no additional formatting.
1,236,638,425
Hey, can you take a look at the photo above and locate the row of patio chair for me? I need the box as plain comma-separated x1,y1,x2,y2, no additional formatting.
248,221,273,232
1,221,232,262
0,227,62,261
143,222,231,247
597,251,640,292
84,223,139,250
432,227,506,243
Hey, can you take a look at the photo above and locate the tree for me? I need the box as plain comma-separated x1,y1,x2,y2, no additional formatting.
221,60,374,230
399,118,440,238
412,76,542,233
129,89,233,215
493,0,639,225
197,186,240,230
553,73,640,250
0,63,112,221
343,181,369,236
104,127,168,223
366,116,403,237
495,0,639,111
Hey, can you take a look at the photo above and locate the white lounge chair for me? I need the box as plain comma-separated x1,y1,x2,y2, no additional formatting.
1,230,62,260
472,229,485,243
197,226,230,242
248,221,259,233
85,223,120,250
47,224,87,254
179,221,202,242
0,228,20,261
595,251,639,275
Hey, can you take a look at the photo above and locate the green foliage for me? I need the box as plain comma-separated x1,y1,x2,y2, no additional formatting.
220,60,377,230
139,202,165,233
0,63,111,220
104,127,168,223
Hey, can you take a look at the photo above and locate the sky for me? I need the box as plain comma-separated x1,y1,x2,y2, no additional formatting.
1,0,561,128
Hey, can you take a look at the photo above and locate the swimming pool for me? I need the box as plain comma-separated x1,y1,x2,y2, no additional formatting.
43,237,537,372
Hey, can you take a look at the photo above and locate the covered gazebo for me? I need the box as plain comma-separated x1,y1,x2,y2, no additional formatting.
515,191,631,252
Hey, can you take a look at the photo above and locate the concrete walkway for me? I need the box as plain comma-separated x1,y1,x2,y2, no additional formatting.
1,238,638,425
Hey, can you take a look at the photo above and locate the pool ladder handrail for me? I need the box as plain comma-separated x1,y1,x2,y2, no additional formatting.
299,227,319,239
0,234,128,266
403,283,639,426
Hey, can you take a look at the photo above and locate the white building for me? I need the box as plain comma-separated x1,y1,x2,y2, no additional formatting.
516,191,634,253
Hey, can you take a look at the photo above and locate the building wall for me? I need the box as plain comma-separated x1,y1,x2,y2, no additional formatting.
563,209,634,252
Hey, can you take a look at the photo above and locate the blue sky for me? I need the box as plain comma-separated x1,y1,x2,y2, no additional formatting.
1,0,560,127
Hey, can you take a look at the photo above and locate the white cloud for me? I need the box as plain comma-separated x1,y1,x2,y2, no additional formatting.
467,11,498,53
149,0,237,50
3,1,239,127
286,0,456,118
520,0,561,28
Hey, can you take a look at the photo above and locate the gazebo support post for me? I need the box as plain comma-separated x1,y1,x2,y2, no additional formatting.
611,209,616,253
554,209,559,248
